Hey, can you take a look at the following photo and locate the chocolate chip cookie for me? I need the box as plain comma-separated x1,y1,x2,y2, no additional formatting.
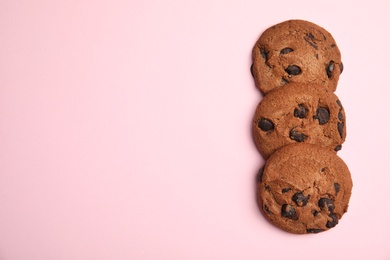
251,19,343,94
257,143,352,234
253,82,346,159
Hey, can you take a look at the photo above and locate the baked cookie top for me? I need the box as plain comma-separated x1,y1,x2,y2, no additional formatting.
251,19,343,94
257,143,353,234
253,82,346,159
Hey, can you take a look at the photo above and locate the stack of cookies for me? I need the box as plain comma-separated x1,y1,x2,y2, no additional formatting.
251,20,353,234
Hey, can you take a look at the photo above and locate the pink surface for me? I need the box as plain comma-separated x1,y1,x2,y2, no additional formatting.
1,0,390,259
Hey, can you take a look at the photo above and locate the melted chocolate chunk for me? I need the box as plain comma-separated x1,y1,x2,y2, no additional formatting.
340,62,344,74
326,213,339,228
318,198,335,213
334,145,342,151
307,228,324,234
312,210,319,217
285,65,302,76
326,60,335,78
258,118,274,131
289,129,307,142
250,63,254,77
282,188,292,193
281,204,298,220
330,43,336,48
294,104,307,118
280,47,294,54
292,192,310,207
314,107,330,125
334,183,340,195
338,122,344,138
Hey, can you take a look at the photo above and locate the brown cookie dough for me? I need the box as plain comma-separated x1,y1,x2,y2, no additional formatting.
257,143,353,234
253,82,346,159
251,19,343,94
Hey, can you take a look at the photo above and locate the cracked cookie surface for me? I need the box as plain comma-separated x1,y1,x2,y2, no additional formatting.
253,82,346,159
251,19,343,94
257,143,352,234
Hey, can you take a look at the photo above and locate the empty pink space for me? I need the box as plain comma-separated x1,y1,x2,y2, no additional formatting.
1,0,389,259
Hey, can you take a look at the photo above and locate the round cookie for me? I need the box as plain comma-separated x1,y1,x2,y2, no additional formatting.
251,19,343,94
253,82,346,159
257,143,353,234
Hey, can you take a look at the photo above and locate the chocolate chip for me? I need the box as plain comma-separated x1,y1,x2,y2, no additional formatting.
326,60,335,78
336,100,343,109
292,192,310,207
263,204,273,215
250,63,254,77
318,198,335,213
307,228,324,233
258,118,274,131
281,78,289,85
330,43,336,48
281,204,298,220
337,122,344,138
334,183,340,195
304,33,318,50
289,129,307,142
334,145,342,151
340,62,344,74
315,53,319,59
285,65,301,76
260,48,269,61
257,167,265,182
338,111,344,121
306,41,318,49
282,188,292,193
313,107,330,125
312,210,319,217
326,213,339,228
280,47,293,54
294,104,307,118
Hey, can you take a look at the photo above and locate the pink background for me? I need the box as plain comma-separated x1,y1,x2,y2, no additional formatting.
1,0,389,259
